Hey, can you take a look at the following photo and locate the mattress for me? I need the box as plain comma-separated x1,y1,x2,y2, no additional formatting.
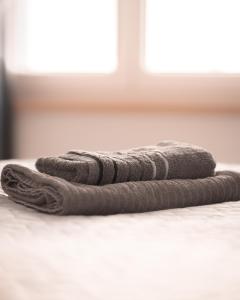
1,159,240,300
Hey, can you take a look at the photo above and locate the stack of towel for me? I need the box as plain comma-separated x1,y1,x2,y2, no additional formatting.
1,141,240,215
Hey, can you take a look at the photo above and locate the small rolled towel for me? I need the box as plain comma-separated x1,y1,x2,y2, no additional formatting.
36,141,216,185
1,164,239,215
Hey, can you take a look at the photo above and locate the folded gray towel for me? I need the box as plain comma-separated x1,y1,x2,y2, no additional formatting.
2,164,239,215
36,141,216,185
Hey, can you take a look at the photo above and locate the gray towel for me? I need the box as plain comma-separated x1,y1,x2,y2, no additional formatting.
36,141,216,185
1,164,239,215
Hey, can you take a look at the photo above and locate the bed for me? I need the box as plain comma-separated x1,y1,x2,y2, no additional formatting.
1,159,240,300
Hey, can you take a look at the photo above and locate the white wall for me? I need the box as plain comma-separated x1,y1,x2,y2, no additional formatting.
14,111,240,163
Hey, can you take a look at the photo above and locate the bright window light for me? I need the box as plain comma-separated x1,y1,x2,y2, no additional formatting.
22,0,117,73
145,0,240,73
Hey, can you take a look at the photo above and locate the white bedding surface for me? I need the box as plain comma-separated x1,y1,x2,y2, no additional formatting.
1,160,240,300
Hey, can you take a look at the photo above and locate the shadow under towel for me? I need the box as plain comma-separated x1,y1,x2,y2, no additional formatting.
36,141,216,185
1,164,240,215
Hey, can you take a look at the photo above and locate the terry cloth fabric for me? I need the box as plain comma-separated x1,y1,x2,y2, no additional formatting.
35,141,216,185
1,164,239,215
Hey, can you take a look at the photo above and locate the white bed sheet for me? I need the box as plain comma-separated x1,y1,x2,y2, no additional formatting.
0,160,240,300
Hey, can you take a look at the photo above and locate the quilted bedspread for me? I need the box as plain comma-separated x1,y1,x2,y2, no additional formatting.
0,160,240,300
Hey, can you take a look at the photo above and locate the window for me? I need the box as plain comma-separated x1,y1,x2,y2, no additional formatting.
9,0,117,73
145,0,240,73
5,0,240,111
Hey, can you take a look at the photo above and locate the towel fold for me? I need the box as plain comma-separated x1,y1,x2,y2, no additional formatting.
2,164,239,215
36,141,216,185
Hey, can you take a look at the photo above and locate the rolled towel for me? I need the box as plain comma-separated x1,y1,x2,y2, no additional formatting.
36,141,216,185
1,164,239,215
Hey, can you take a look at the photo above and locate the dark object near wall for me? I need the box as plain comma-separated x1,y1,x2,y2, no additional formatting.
0,60,12,159
0,4,12,159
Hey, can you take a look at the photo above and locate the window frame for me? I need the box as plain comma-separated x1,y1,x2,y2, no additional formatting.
4,0,240,113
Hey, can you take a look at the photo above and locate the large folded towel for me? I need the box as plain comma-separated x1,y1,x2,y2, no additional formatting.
36,141,216,185
1,164,239,215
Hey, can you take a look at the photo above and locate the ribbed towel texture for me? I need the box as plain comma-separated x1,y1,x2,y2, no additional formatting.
1,165,240,215
36,141,216,185
1,141,239,215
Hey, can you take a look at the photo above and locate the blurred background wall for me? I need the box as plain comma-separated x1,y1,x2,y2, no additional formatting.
14,111,240,163
2,0,240,162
